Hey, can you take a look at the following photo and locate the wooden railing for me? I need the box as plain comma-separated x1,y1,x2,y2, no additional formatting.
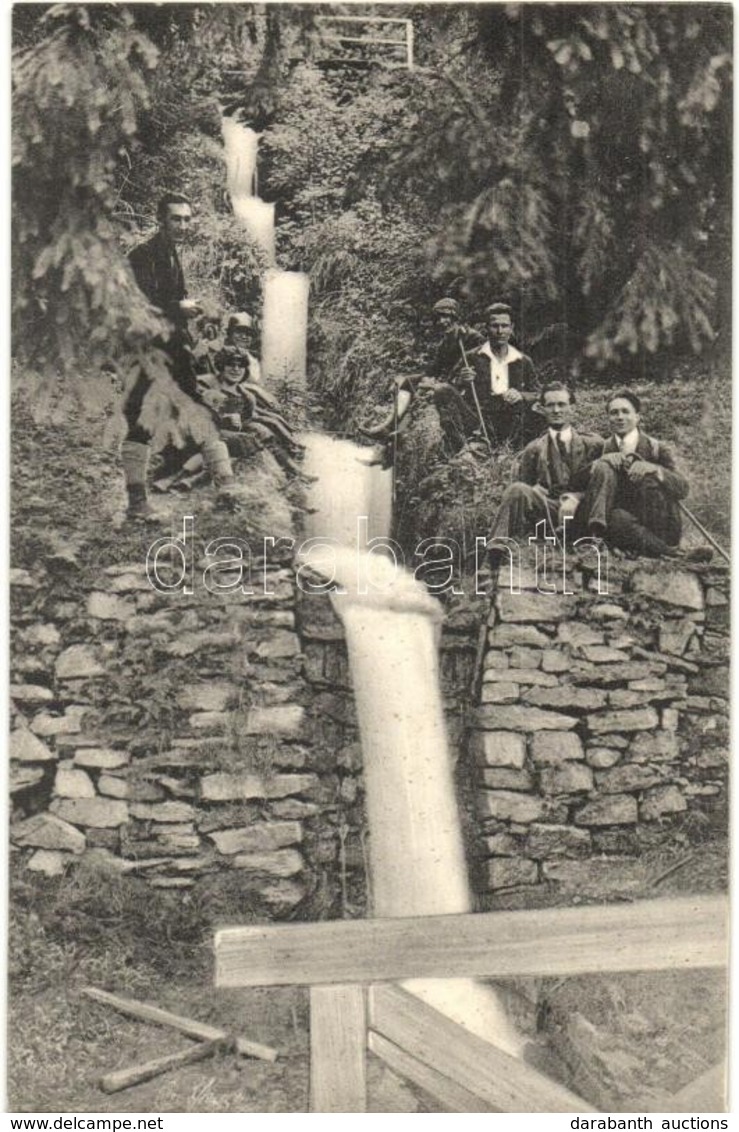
214,894,728,1113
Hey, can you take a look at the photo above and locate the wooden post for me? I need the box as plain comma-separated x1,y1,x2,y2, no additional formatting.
309,985,367,1112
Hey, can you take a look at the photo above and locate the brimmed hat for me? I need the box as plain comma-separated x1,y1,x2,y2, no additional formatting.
217,345,249,369
227,312,254,332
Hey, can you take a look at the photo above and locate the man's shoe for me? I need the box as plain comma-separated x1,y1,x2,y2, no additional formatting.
358,422,391,441
126,486,160,521
465,439,490,458
669,545,714,564
214,483,242,513
575,534,609,559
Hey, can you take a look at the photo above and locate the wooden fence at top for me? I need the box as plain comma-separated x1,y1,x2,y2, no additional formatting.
214,894,728,1113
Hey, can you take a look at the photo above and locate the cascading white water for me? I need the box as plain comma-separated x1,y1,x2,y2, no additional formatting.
220,118,309,393
300,434,392,547
221,117,259,197
221,119,276,260
232,198,276,263
221,113,523,1059
261,269,310,392
299,471,525,1059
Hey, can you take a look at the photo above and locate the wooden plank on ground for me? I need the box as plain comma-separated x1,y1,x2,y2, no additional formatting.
369,984,595,1114
368,1030,494,1112
100,1039,227,1094
214,895,727,988
82,987,277,1062
310,985,367,1112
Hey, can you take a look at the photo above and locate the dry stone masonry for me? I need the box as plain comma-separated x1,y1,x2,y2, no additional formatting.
475,553,729,898
10,550,323,913
9,543,729,914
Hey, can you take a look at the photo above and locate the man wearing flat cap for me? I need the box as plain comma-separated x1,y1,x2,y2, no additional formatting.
361,297,482,445
427,298,485,382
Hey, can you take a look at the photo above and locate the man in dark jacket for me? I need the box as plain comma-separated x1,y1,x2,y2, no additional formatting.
426,298,485,381
360,298,482,446
457,302,540,449
488,382,602,560
423,301,540,454
121,193,234,517
575,390,710,560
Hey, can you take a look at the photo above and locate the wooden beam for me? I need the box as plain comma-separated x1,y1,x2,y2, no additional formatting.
100,1039,227,1094
310,985,367,1113
369,985,595,1113
315,16,411,25
369,1030,494,1112
82,987,277,1062
321,35,407,47
214,895,727,988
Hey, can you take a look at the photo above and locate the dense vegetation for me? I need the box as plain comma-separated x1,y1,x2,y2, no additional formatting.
13,4,732,432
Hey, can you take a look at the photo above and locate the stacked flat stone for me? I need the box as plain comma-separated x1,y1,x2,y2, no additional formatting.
10,557,319,910
9,544,728,914
474,557,729,895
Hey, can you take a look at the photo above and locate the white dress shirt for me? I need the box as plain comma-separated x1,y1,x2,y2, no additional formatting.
478,342,523,395
615,428,640,456
549,425,573,450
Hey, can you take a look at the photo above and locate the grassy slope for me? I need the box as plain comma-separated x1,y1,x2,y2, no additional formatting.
9,363,730,1112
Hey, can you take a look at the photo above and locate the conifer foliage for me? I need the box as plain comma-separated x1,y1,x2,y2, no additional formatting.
11,2,732,406
12,4,165,370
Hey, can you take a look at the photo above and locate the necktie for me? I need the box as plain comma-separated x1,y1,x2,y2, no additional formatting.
557,433,570,471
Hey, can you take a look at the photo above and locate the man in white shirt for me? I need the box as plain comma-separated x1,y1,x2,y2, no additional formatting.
488,382,603,562
459,302,540,448
576,390,709,559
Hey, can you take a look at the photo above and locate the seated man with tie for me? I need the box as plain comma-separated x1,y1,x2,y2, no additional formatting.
575,390,711,561
488,381,603,564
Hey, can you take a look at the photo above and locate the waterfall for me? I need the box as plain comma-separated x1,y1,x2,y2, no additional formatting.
232,198,276,263
299,509,524,1059
221,116,308,394
300,434,392,547
221,113,524,1060
221,117,259,197
261,268,309,393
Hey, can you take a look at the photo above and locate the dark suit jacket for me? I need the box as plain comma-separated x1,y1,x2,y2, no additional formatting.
600,432,688,501
128,230,196,394
129,230,187,331
518,428,604,496
427,325,485,381
463,343,539,445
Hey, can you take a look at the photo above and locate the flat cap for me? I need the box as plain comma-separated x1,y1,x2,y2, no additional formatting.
432,298,459,315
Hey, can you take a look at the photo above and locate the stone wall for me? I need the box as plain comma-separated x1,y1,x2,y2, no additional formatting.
10,546,729,914
10,553,326,914
473,555,729,899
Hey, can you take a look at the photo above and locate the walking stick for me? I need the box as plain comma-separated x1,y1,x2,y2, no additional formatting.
540,493,565,555
458,340,493,455
678,502,730,564
391,383,398,505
